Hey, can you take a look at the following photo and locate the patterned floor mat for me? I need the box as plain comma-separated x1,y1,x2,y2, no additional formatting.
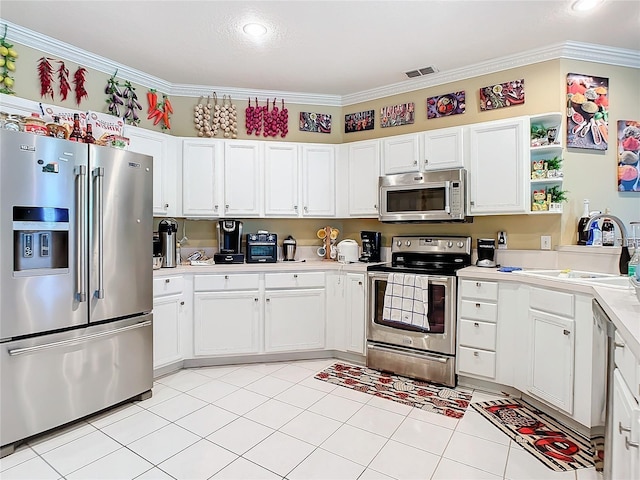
314,363,471,419
472,398,597,472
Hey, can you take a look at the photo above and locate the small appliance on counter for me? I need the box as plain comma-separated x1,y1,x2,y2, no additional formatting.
214,220,244,264
283,235,297,261
246,231,277,263
360,231,381,262
159,218,178,268
476,238,497,267
153,232,163,269
337,239,360,263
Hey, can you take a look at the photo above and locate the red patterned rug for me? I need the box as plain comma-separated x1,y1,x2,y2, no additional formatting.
314,363,471,418
472,399,598,472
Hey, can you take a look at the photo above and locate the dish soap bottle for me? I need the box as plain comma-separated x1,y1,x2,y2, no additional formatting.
586,212,602,246
628,247,639,277
602,209,615,247
577,199,590,245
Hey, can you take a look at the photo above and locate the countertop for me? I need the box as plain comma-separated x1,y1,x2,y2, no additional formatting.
153,260,375,276
457,266,640,359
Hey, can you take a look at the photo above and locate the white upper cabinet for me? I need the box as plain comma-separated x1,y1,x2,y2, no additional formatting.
301,144,336,217
381,133,420,174
467,117,528,215
224,141,263,217
182,139,223,217
347,140,380,217
124,125,177,217
422,126,464,170
264,143,300,217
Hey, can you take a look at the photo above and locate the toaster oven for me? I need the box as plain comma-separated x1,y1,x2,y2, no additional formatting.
246,232,277,263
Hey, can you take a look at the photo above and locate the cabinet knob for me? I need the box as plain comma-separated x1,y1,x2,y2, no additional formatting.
304,206,308,212
214,205,219,211
563,329,570,336
224,275,229,280
476,282,481,287
424,159,429,165
254,298,259,302
475,303,480,308
358,281,363,286
374,205,378,210
165,279,170,284
470,201,475,206
294,205,298,211
473,351,479,357
266,298,270,302
293,274,298,278
164,203,169,208
180,301,184,306
413,160,418,166
225,204,229,210
474,322,479,327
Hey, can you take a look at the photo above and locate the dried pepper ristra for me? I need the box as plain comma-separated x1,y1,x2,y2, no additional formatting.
146,90,172,130
57,61,70,101
38,57,55,99
73,67,88,106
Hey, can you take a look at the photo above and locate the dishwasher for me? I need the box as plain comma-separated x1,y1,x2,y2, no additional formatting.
593,298,616,480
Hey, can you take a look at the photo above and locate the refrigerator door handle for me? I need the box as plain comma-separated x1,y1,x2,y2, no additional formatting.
8,320,152,356
93,167,104,299
75,165,87,302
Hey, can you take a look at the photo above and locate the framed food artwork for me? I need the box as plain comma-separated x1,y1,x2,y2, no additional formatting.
427,91,465,119
617,120,640,192
380,102,415,128
479,79,524,111
345,110,374,133
566,73,609,151
299,112,332,133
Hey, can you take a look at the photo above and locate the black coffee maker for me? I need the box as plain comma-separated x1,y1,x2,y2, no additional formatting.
359,231,381,262
214,220,245,264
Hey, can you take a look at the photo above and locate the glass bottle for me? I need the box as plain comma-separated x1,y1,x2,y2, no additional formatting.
628,245,639,277
577,199,590,245
84,123,95,144
69,113,83,142
602,209,615,247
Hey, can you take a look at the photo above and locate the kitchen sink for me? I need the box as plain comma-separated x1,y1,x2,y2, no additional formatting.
512,269,631,289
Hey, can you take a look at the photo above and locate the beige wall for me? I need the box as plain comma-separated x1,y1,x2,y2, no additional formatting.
9,41,640,249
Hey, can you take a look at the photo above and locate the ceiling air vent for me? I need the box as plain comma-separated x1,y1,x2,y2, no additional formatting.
405,66,437,79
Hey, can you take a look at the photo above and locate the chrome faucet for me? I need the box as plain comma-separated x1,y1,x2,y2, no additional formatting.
582,213,630,274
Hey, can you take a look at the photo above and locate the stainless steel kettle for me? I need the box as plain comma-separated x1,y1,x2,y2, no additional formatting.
159,219,178,267
283,235,297,261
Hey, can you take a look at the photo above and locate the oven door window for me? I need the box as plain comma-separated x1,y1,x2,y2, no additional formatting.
248,244,275,259
386,187,446,213
373,277,446,334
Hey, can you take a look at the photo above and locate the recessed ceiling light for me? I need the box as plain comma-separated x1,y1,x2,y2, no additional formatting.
243,23,267,37
571,0,603,12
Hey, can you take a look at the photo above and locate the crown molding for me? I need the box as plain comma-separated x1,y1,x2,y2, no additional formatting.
3,19,638,108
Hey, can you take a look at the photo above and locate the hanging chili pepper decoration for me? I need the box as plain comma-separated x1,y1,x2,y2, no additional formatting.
57,61,71,101
38,57,55,99
73,67,88,106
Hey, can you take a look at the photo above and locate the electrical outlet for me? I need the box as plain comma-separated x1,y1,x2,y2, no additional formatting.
541,235,551,250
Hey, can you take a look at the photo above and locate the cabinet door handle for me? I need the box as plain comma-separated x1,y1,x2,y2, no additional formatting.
304,206,308,212
615,342,625,349
214,205,219,211
266,298,270,303
374,204,378,210
563,329,570,336
225,204,229,210
474,322,479,327
294,205,298,211
254,298,259,302
358,281,363,286
619,422,632,434
470,201,475,206
424,159,429,165
475,303,480,308
164,203,169,208
165,279,170,284
413,160,418,166
626,438,639,450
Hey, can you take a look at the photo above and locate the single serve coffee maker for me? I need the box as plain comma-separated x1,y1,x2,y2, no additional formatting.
476,238,497,268
214,220,244,264
359,231,381,263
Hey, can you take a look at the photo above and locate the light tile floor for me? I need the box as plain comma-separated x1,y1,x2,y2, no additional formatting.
0,358,603,480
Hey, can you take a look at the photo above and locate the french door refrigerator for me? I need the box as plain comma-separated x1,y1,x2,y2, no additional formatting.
0,130,153,457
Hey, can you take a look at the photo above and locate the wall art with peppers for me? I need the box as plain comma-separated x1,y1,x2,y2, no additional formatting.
0,24,18,95
37,57,88,106
147,89,172,130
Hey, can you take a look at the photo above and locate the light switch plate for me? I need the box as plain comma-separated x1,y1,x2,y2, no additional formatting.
541,235,551,250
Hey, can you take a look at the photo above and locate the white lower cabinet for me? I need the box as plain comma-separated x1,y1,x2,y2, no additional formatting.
193,291,261,355
264,289,325,352
345,273,366,354
611,368,640,480
153,276,186,369
527,309,575,414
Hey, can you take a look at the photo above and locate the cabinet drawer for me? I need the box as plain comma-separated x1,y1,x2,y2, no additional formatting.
460,300,498,322
460,280,498,301
458,347,496,379
530,287,574,318
265,272,325,289
194,274,259,292
459,319,497,350
153,276,184,297
615,331,640,397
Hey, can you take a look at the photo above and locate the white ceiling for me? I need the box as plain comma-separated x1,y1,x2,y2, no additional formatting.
2,0,639,97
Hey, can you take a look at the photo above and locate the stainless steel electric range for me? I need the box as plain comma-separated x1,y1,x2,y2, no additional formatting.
367,235,472,387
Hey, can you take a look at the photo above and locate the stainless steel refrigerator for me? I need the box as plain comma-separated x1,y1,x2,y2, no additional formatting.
0,130,153,457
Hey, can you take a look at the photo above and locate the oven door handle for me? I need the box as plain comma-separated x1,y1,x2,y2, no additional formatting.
367,343,449,364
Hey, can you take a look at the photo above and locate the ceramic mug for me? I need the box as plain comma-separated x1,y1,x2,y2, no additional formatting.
317,246,326,257
317,228,327,239
330,245,337,259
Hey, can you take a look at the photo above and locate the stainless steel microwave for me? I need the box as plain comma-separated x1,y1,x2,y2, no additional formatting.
378,168,467,222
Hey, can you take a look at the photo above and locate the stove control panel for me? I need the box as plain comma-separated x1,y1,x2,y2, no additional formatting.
390,236,471,255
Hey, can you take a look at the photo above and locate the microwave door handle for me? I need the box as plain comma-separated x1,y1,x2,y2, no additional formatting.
444,181,451,213
75,165,87,302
